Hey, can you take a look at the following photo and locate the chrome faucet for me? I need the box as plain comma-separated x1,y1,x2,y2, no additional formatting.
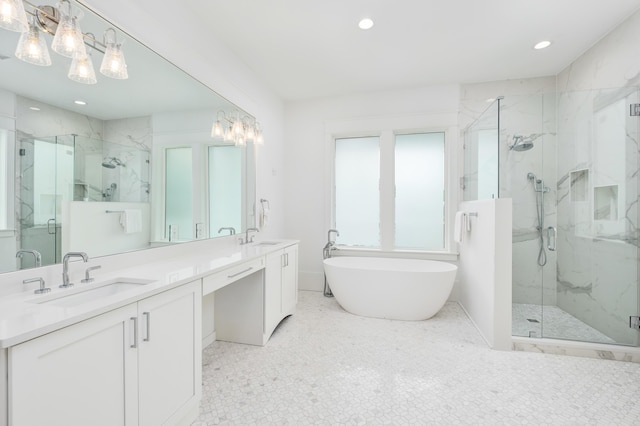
242,227,259,245
16,249,42,268
328,229,340,244
218,227,236,235
61,252,89,288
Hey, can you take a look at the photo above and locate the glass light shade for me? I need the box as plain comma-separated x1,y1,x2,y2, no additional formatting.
255,130,264,145
100,42,128,79
0,0,28,32
51,15,86,58
68,51,96,84
15,22,52,66
245,125,255,142
211,120,225,138
224,127,235,143
232,119,243,136
235,135,245,147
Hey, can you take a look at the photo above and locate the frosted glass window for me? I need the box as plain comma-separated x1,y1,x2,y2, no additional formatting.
395,132,445,249
165,147,193,240
208,146,241,237
335,136,380,247
0,129,7,229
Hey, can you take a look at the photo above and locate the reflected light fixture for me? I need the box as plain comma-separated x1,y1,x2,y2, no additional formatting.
0,0,28,32
211,109,265,146
50,0,86,58
73,99,86,105
15,16,51,66
100,27,128,79
68,30,96,84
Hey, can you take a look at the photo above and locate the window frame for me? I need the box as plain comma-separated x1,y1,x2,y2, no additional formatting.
325,114,458,258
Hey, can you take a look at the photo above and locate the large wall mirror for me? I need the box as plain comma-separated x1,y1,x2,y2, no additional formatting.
0,0,257,273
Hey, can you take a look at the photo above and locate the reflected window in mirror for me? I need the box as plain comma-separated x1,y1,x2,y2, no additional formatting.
0,129,8,230
165,147,193,241
208,145,242,237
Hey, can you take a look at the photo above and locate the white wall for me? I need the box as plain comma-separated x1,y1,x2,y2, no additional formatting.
458,198,512,350
284,85,460,291
81,0,286,241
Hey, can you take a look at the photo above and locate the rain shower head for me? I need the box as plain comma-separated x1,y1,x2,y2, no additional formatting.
509,135,535,152
102,157,125,168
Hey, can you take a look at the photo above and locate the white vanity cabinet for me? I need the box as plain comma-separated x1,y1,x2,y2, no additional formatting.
7,280,201,426
264,244,298,338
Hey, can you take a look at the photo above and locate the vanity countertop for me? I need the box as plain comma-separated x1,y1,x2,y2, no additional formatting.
0,239,298,349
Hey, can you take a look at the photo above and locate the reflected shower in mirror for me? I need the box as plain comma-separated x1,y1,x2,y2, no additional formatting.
0,0,258,274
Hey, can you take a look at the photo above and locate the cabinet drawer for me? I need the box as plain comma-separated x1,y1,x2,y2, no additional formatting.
203,258,264,295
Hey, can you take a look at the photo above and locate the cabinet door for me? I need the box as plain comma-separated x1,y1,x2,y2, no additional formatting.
9,304,139,426
137,281,201,426
281,245,298,315
264,250,283,336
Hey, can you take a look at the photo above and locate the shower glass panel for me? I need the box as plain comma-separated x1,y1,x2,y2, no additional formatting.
19,135,74,267
508,87,639,347
463,99,500,201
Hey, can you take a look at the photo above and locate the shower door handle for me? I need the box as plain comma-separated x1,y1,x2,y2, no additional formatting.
546,226,557,251
47,219,56,235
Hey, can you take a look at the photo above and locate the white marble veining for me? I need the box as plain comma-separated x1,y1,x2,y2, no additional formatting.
194,292,640,425
0,239,296,348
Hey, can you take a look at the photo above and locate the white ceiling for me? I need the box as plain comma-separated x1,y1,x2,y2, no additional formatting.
183,0,640,101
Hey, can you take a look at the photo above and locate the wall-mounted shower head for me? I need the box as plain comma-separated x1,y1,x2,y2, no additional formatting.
101,157,125,168
510,135,534,152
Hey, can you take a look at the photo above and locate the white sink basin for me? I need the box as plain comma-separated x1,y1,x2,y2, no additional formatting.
36,278,155,307
253,241,280,246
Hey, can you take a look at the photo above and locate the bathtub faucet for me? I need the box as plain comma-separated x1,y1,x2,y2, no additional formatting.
328,229,339,244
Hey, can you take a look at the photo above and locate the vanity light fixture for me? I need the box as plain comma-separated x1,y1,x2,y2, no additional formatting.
68,31,96,84
2,1,130,83
534,40,551,50
99,27,128,79
358,18,374,30
211,109,265,146
0,0,28,32
14,15,51,66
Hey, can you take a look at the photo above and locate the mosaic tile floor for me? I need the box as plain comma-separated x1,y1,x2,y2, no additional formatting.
512,303,616,344
193,291,640,425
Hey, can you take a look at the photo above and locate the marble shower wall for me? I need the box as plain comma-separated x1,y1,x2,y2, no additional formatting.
460,78,557,308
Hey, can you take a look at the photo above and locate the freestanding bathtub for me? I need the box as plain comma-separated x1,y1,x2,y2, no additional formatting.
323,257,457,321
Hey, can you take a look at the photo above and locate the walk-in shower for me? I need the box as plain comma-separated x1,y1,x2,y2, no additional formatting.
463,89,639,347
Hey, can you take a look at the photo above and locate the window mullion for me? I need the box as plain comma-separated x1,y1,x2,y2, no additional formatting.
379,130,395,251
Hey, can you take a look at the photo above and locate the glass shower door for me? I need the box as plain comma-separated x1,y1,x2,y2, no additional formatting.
19,136,74,268
544,87,640,346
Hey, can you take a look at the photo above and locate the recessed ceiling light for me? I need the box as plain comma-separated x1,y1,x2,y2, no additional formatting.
74,100,87,105
29,106,41,111
534,40,551,50
486,98,496,103
358,18,374,30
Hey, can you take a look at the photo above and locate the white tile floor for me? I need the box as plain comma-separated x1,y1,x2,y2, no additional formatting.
193,291,640,425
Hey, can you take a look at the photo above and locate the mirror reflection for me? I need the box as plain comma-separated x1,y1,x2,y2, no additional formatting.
0,0,257,273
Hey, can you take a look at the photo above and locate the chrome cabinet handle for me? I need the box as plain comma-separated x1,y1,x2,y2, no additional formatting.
130,317,138,348
228,267,253,278
546,226,557,251
143,312,150,342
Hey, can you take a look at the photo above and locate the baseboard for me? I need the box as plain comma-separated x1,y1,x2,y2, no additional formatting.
202,331,216,348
